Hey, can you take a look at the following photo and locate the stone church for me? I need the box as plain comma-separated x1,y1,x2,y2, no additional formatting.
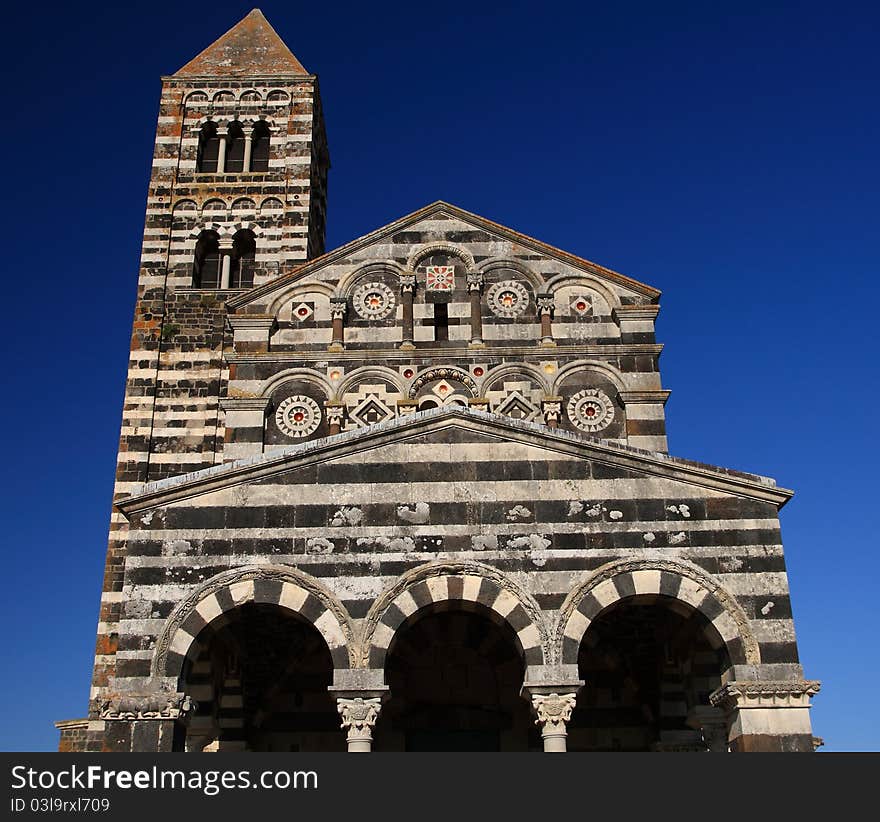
57,9,820,753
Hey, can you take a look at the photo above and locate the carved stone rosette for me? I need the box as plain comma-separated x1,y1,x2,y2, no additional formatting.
93,691,196,721
337,697,382,752
531,692,577,752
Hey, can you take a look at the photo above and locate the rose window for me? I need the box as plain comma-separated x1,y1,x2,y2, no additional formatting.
566,389,615,432
275,395,322,438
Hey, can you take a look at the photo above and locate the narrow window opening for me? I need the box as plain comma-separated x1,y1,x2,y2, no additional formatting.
225,122,245,173
197,122,220,173
434,303,449,341
250,122,271,172
230,230,256,289
193,231,221,288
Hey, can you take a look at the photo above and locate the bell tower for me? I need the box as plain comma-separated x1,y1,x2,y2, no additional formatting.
77,10,328,748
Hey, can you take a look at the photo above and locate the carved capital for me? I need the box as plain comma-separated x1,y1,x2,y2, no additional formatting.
337,697,382,743
710,680,821,713
541,397,563,424
324,402,345,427
466,271,484,292
399,271,417,293
531,692,577,734
330,297,348,319
93,691,196,721
536,293,555,315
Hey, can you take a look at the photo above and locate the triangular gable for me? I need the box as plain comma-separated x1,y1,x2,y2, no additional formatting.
173,9,309,78
227,201,660,311
117,407,791,514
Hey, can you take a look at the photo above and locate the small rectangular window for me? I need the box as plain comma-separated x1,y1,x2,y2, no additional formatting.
434,303,449,341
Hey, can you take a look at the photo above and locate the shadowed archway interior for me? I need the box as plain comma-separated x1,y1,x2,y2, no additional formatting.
181,603,343,752
375,607,538,751
568,595,731,751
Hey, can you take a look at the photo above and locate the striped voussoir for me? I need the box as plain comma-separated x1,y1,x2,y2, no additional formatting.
557,558,760,667
362,561,546,669
154,565,355,678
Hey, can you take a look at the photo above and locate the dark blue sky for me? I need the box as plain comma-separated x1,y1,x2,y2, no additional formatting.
2,1,877,751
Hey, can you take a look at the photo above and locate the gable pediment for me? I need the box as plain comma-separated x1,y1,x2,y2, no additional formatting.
227,201,660,315
117,407,791,515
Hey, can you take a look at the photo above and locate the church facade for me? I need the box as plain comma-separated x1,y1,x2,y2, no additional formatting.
56,9,820,753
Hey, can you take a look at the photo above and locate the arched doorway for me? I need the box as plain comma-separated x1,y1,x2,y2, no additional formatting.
181,603,343,752
375,607,537,751
568,596,730,751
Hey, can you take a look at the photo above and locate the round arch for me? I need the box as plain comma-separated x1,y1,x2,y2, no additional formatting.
335,260,406,299
480,362,552,396
336,365,405,399
258,367,334,400
266,281,335,317
361,561,548,671
543,272,621,311
554,557,760,667
153,565,356,679
476,257,543,291
551,359,629,395
406,242,476,273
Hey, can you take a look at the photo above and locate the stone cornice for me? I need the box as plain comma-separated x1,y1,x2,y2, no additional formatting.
613,305,661,322
227,314,276,330
710,680,821,712
116,406,793,515
225,343,664,364
219,397,272,411
619,390,672,405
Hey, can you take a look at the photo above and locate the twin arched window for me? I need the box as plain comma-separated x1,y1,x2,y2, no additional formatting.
196,121,271,174
193,229,256,289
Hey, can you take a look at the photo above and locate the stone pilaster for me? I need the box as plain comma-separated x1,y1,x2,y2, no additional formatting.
220,397,271,460
537,292,555,346
467,271,484,346
399,271,416,349
710,680,821,752
329,297,347,351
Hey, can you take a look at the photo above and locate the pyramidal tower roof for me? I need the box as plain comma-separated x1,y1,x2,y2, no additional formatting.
174,9,309,77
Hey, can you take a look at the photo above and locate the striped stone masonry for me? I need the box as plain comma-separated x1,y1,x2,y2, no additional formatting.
60,9,819,753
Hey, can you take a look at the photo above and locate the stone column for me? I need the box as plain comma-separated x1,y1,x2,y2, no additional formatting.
710,680,821,752
216,127,228,174
337,697,383,752
467,271,484,346
219,237,234,290
243,128,253,173
329,298,347,352
531,693,578,752
399,271,416,350
541,397,563,429
537,292,555,346
325,402,345,435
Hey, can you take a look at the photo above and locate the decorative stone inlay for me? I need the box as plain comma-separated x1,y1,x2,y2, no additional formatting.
531,693,577,732
337,697,382,743
292,301,314,321
425,265,456,291
570,295,593,317
275,395,322,438
487,280,529,317
567,388,615,432
352,281,396,320
93,691,196,721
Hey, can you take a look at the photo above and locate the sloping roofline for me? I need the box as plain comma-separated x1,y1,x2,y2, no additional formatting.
227,201,661,311
117,406,791,514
